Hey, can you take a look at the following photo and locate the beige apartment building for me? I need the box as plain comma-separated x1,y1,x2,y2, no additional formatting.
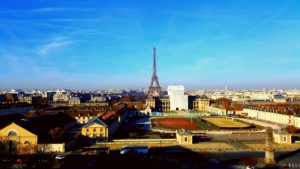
243,107,300,127
145,97,156,109
81,117,109,141
160,97,170,111
53,92,70,102
193,98,210,111
68,97,81,106
144,96,170,112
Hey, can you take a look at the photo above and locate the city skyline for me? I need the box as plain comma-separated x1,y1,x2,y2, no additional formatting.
1,0,300,90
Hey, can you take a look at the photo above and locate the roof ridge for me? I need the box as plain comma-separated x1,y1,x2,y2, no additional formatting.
83,117,108,127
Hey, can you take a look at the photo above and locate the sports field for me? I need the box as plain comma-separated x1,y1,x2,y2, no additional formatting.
201,117,250,128
151,118,201,130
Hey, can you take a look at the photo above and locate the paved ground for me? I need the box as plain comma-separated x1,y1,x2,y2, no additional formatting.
234,118,282,130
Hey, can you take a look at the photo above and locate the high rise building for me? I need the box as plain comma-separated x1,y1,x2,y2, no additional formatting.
168,85,188,111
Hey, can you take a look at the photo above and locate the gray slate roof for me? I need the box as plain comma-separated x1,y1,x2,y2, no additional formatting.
83,117,108,128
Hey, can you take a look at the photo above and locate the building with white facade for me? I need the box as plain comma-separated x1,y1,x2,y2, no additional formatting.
167,85,188,111
68,97,81,106
242,107,300,128
53,91,70,102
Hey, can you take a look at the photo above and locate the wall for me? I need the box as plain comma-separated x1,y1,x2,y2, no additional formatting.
295,117,300,128
38,143,65,153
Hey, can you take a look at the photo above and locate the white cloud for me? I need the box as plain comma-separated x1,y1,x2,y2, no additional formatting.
35,37,73,57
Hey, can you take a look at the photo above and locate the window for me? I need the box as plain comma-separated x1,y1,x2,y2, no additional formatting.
86,129,89,133
24,141,31,144
93,128,96,132
8,131,17,136
283,136,287,142
184,136,188,143
100,128,103,132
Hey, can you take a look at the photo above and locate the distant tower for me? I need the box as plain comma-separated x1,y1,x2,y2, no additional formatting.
148,47,163,97
265,127,276,164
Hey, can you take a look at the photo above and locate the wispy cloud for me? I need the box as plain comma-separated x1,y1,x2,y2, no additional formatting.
0,7,102,13
241,1,295,38
35,37,74,57
30,7,93,12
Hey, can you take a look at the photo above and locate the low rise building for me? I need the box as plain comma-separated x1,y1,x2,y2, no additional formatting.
81,118,109,142
295,115,300,128
81,109,127,142
82,101,108,107
75,112,101,124
91,96,106,102
19,95,43,105
68,97,81,106
38,143,65,153
0,122,38,154
243,107,295,126
176,129,193,144
0,112,76,154
160,96,170,112
273,130,292,144
145,97,156,109
209,106,227,115
53,92,70,102
193,97,210,111
273,94,287,103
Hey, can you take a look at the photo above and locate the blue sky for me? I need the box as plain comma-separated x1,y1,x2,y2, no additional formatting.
1,0,300,90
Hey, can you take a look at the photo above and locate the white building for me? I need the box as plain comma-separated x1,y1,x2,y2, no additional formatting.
167,85,188,111
68,97,81,106
243,107,300,128
53,92,70,102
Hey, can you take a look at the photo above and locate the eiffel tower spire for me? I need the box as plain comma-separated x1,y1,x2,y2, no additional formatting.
148,46,163,97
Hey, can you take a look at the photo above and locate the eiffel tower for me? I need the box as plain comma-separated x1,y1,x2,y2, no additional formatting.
148,47,163,97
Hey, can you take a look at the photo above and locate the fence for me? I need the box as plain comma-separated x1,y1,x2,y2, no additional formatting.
108,139,177,144
151,127,266,135
151,112,210,117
